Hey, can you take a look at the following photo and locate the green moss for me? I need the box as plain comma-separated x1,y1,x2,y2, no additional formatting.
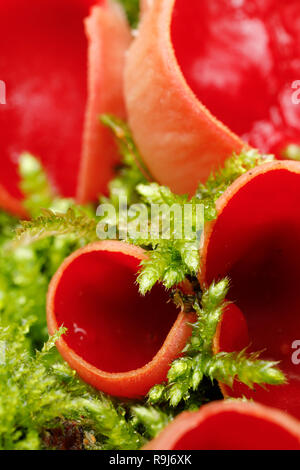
116,0,140,28
148,280,285,407
0,323,145,450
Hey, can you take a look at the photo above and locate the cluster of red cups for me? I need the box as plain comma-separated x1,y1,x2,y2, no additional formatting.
2,0,300,449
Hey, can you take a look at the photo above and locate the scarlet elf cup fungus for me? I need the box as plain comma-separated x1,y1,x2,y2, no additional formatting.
125,0,300,195
47,240,195,398
140,0,151,16
143,401,300,450
200,161,300,419
0,0,131,216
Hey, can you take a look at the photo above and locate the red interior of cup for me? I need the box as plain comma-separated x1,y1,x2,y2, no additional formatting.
204,166,300,417
171,0,300,155
54,250,179,373
172,408,300,450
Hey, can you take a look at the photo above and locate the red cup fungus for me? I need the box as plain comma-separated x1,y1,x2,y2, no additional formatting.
0,0,131,216
143,401,300,450
200,160,300,419
125,0,300,195
47,240,196,398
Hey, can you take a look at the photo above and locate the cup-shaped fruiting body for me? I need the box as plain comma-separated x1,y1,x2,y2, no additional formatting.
0,0,131,216
200,161,300,419
47,240,195,398
125,0,300,195
125,0,244,196
140,0,151,17
144,401,300,450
